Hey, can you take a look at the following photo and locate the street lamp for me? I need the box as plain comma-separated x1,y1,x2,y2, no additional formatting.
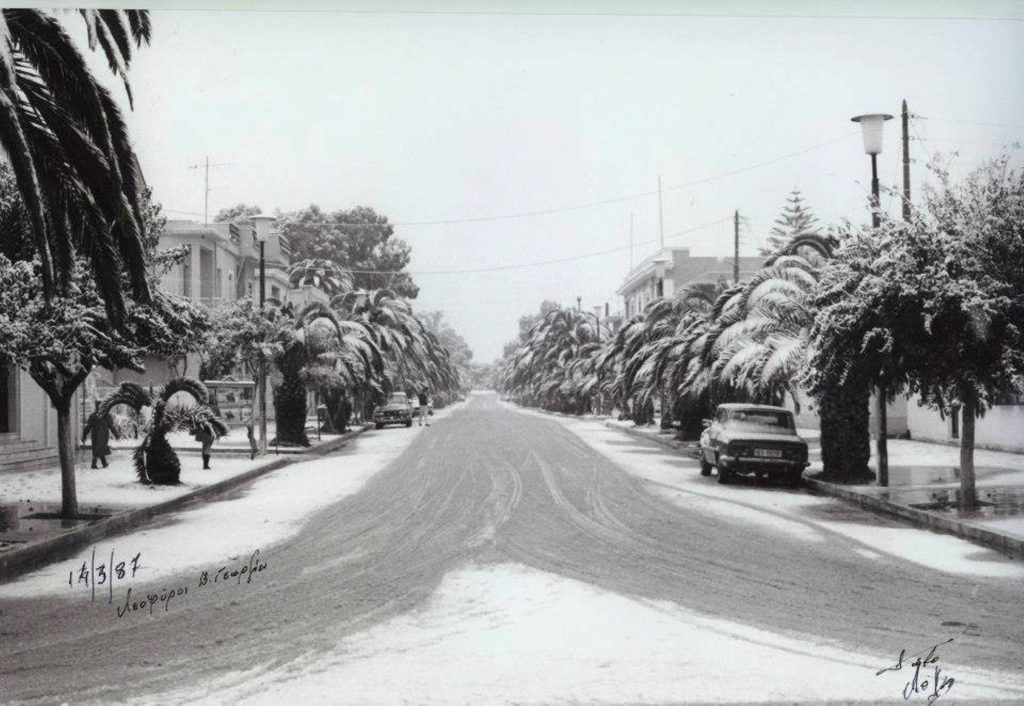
251,215,275,456
851,112,893,486
851,113,893,228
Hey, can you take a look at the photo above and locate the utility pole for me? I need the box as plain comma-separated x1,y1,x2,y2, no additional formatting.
901,99,912,221
733,209,740,284
657,175,664,250
188,157,235,225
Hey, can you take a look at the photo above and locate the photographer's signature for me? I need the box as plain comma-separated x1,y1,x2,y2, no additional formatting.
876,638,955,704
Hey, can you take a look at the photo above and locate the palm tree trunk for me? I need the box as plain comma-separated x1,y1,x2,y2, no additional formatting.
54,395,79,519
877,383,888,487
145,431,181,485
959,401,977,511
660,387,673,430
274,370,309,445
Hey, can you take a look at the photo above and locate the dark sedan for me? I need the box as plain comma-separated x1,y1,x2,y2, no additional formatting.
373,393,414,429
699,404,809,486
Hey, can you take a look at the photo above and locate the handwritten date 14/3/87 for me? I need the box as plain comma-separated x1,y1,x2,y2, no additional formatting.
116,549,268,619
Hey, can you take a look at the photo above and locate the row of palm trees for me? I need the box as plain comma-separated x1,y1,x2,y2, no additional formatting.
216,283,462,447
499,235,840,464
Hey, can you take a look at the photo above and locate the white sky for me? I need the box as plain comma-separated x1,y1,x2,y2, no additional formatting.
88,1,1024,361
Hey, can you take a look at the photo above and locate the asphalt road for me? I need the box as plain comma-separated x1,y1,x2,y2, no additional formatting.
1,393,1022,703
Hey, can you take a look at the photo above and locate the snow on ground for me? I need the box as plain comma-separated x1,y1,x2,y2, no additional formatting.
143,563,1024,705
0,406,462,599
0,454,262,508
509,406,1024,580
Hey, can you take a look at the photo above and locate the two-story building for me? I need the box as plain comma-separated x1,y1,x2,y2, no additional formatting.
617,247,765,319
106,215,329,387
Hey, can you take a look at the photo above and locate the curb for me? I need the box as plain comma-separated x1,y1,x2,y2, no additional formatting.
602,420,699,456
600,419,1023,562
0,426,369,583
804,478,1024,561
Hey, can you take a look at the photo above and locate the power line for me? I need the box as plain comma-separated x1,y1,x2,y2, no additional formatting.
920,117,1024,130
339,216,732,276
165,131,857,229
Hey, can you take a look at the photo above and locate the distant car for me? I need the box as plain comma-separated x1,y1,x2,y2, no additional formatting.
373,393,414,429
699,404,809,487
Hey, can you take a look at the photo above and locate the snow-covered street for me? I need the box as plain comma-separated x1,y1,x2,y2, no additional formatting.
3,393,1023,704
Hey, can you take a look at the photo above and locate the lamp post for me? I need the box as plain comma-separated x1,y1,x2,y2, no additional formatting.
851,113,893,229
251,217,273,457
852,112,893,486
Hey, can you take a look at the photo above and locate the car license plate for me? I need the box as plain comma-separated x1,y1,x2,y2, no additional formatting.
754,449,782,458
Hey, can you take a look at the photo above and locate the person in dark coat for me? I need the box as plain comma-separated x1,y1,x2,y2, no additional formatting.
246,422,258,460
82,402,118,469
417,390,430,427
195,426,215,469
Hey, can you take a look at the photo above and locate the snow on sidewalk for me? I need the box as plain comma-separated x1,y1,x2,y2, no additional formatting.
0,405,461,598
1,453,263,509
138,563,1024,705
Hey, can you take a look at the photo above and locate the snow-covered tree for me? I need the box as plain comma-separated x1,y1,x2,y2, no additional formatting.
0,256,208,517
761,190,832,259
806,156,1024,506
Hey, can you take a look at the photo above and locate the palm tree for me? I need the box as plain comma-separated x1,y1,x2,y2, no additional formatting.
273,302,382,446
287,258,353,295
1,9,153,323
96,378,227,485
331,289,460,412
500,307,607,414
702,256,819,407
607,284,721,429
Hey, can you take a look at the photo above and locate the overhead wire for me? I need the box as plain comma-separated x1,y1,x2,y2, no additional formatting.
168,131,858,229
339,216,733,276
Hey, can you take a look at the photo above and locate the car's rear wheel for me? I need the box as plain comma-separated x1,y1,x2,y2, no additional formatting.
405,420,412,427
375,423,384,430
787,470,804,488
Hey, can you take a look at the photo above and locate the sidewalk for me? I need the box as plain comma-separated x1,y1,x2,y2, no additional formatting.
0,423,368,581
605,417,1024,560
94,420,343,456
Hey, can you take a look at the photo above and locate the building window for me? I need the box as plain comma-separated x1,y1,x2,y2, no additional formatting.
215,267,223,299
271,285,281,301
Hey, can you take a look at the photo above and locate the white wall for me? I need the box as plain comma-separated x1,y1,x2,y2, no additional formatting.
907,397,1024,453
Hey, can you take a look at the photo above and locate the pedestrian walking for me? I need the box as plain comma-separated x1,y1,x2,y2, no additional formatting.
417,389,430,427
82,401,118,469
195,425,215,469
246,422,258,460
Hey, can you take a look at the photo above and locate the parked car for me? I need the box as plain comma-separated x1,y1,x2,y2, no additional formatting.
699,403,809,487
373,393,414,429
